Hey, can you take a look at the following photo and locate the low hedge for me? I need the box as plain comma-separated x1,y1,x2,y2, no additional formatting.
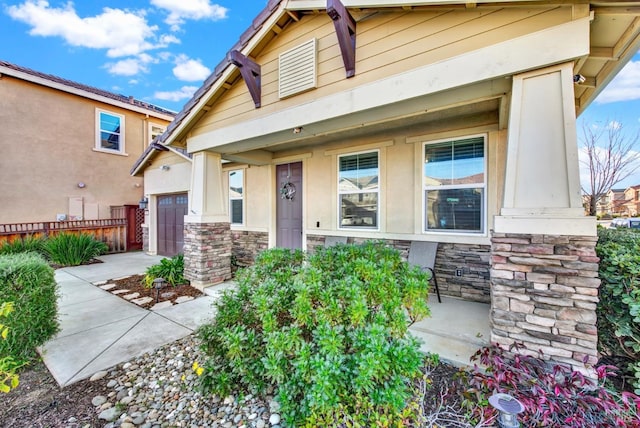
0,253,59,363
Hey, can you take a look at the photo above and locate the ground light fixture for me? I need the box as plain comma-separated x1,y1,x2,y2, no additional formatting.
489,393,525,428
153,277,166,303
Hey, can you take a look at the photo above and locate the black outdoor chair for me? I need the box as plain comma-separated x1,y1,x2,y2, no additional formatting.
408,241,442,303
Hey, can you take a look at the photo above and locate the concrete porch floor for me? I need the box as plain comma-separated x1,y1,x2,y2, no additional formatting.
409,295,491,367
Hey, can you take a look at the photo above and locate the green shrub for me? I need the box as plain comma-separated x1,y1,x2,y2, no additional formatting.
0,302,24,393
0,235,46,256
596,228,640,393
197,242,431,426
44,232,108,266
143,254,186,287
0,253,59,363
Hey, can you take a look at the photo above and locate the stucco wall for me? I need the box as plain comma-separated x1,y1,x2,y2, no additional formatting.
0,76,171,223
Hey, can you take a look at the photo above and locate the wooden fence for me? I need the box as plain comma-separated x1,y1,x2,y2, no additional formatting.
0,219,127,253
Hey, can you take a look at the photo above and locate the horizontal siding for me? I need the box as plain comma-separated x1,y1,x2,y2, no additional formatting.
191,6,571,138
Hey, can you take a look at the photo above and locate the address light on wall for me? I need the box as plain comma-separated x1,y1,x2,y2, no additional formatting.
138,197,149,210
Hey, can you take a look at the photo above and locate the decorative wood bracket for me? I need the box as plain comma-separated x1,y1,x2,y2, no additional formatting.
327,0,356,78
228,50,261,108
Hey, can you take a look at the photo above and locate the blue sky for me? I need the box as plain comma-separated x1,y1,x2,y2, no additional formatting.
2,0,640,188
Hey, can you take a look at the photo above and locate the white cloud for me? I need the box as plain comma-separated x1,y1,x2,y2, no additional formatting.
608,120,622,130
172,54,210,81
105,53,159,76
106,58,148,76
7,0,162,57
596,60,640,104
150,0,227,30
154,86,198,101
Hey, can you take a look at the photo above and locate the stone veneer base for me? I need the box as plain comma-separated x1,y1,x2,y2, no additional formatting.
490,232,600,374
183,222,232,287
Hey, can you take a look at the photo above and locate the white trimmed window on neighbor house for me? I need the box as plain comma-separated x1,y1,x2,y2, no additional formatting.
338,151,379,229
229,169,244,225
424,135,486,234
95,109,125,154
149,123,166,145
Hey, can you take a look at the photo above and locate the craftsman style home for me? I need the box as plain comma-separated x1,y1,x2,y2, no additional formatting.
133,0,640,372
0,60,174,224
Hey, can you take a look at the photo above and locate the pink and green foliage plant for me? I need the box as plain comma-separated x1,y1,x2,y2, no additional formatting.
456,343,640,427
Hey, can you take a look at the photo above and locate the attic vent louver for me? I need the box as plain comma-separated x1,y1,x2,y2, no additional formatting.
279,38,317,99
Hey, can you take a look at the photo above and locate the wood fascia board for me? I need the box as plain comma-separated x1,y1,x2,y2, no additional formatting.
228,50,262,108
168,147,194,162
0,65,175,121
327,0,357,78
284,0,546,10
161,3,289,148
188,17,590,152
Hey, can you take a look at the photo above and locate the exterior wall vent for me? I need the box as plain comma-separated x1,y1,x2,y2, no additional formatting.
279,38,317,99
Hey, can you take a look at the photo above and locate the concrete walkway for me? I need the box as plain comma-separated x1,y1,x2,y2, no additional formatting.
39,252,224,387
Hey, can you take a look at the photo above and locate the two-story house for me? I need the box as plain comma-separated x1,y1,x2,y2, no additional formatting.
0,60,175,225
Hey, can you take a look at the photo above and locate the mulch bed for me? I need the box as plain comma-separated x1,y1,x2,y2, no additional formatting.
102,274,203,309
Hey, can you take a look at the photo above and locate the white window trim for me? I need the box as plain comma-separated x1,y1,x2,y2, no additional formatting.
95,108,126,155
422,133,487,235
149,122,166,145
337,149,380,231
229,169,245,226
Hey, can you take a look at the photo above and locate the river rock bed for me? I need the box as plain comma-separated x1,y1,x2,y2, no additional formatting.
90,335,281,428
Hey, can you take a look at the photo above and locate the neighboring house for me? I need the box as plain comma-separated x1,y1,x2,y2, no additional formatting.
623,185,640,216
0,60,175,224
584,187,626,216
133,0,640,373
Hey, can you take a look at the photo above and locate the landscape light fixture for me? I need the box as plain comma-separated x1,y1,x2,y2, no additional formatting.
489,393,524,428
153,277,166,303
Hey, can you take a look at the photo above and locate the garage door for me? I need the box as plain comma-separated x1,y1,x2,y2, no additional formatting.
157,193,188,257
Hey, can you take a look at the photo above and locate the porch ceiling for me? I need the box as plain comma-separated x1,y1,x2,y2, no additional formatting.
574,3,640,113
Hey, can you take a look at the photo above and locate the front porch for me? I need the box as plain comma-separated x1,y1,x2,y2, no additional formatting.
410,295,491,367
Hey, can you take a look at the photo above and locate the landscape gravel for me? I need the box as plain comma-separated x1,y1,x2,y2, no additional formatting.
89,334,282,428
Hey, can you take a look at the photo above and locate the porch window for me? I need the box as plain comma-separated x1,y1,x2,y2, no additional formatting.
338,151,379,229
424,135,486,233
96,109,125,153
229,170,244,225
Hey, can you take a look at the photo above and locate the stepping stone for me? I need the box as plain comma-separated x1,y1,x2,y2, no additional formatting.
161,291,176,299
93,280,108,286
99,283,116,291
112,275,131,281
175,296,194,304
112,289,131,295
150,301,173,311
131,297,153,305
123,292,140,300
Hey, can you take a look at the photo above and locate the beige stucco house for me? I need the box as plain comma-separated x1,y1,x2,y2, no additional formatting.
0,60,175,224
134,0,640,372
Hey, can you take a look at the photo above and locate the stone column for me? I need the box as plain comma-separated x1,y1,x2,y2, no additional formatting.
492,63,599,373
183,151,231,289
490,233,600,373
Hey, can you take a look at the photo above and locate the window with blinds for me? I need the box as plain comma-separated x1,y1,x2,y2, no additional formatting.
424,135,486,233
229,170,244,225
338,151,379,229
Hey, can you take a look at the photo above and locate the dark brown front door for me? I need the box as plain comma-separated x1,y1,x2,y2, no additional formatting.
157,193,188,257
276,162,303,249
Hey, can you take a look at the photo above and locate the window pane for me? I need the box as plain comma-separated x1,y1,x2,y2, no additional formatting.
100,131,120,150
425,188,483,232
340,193,377,228
100,113,121,134
229,170,243,197
339,152,378,192
425,137,484,185
231,200,243,224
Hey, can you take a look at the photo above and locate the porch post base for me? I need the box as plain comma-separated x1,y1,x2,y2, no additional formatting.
183,222,232,287
490,232,600,376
